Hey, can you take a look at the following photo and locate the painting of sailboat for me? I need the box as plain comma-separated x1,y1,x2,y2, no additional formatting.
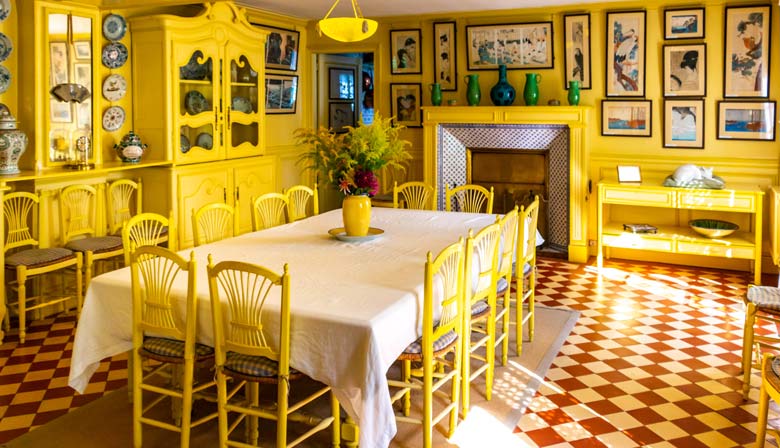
718,101,775,141
602,100,652,137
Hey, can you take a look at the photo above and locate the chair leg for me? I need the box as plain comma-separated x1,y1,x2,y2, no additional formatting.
17,267,27,344
423,354,433,448
84,251,94,294
744,303,757,399
485,305,496,402
276,377,289,448
179,359,195,448
216,371,229,447
500,284,510,366
75,254,83,315
516,281,524,356
461,318,472,418
247,382,259,446
132,349,143,448
528,270,536,343
331,393,341,448
756,365,769,447
448,344,461,439
402,360,411,416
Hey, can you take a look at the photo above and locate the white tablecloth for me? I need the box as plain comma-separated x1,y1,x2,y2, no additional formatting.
69,208,499,447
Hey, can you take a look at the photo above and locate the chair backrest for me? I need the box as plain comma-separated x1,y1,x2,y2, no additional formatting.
131,246,195,345
192,202,237,247
107,178,142,235
424,238,465,347
60,184,99,243
393,181,435,210
3,191,39,253
122,212,173,265
207,257,290,369
517,195,540,267
496,206,519,277
464,222,501,305
445,184,494,214
252,193,288,231
285,184,318,222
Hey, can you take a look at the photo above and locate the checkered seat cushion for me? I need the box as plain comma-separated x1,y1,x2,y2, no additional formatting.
497,262,534,295
65,236,123,254
141,337,214,360
746,286,780,312
5,247,77,269
223,352,299,378
471,300,490,318
401,329,458,358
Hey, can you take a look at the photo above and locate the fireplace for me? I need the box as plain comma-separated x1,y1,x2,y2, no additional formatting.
422,106,590,262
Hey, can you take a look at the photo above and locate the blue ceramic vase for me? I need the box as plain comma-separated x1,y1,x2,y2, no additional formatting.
490,65,516,106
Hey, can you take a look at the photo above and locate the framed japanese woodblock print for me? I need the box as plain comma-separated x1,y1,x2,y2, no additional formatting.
390,29,421,74
465,22,553,70
717,101,776,141
329,102,355,133
254,24,299,71
606,10,646,97
390,83,422,127
563,13,591,90
601,100,652,137
723,5,771,98
664,8,705,40
663,44,706,97
664,99,704,149
265,74,298,114
328,67,355,100
433,21,457,91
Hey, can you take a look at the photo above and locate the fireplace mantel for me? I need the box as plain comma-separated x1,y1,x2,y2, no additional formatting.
422,106,591,263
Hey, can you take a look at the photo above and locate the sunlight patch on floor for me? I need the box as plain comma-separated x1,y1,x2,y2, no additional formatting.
449,406,530,447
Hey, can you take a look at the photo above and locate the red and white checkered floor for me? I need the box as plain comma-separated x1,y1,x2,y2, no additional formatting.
0,257,776,446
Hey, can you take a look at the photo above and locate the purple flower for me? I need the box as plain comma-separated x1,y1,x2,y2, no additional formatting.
353,169,379,196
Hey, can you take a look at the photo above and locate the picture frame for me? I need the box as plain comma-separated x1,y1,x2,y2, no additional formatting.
50,99,72,123
664,8,705,40
390,83,422,127
601,100,652,137
74,41,91,59
433,22,457,91
723,5,771,98
254,24,299,71
74,63,92,90
617,165,642,183
49,42,69,87
663,43,706,97
390,29,421,74
265,74,298,114
717,101,776,141
328,67,355,100
465,22,553,70
563,13,591,90
329,102,355,133
664,99,704,149
605,10,646,97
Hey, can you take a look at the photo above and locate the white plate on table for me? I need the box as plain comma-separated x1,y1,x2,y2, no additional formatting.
328,227,384,242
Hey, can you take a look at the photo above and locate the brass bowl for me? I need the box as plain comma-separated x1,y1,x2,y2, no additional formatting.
689,219,739,238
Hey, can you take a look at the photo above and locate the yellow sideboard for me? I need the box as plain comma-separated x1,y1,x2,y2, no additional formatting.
597,180,764,284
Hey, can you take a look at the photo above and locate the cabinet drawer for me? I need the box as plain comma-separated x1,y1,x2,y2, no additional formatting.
602,234,673,251
602,188,674,207
678,191,756,212
676,241,755,259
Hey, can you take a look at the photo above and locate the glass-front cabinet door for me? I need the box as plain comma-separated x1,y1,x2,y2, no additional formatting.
224,44,263,159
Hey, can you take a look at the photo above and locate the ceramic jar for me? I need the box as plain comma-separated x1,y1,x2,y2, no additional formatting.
0,104,28,175
429,83,442,106
114,131,147,163
342,194,371,236
567,80,581,106
464,74,481,106
490,64,516,106
523,73,541,106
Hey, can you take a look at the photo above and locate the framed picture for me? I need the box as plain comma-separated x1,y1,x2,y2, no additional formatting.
254,24,299,71
390,83,422,127
723,5,771,98
465,22,553,70
74,41,91,59
605,11,646,97
617,165,642,183
49,42,69,87
433,22,457,91
664,8,705,40
329,102,355,133
563,13,591,90
76,101,92,130
74,63,92,90
390,29,421,74
50,99,72,123
328,68,355,100
601,100,652,137
717,101,776,141
265,74,298,114
663,44,705,97
664,99,704,149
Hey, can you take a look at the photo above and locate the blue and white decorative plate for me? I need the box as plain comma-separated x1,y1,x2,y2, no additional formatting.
179,52,210,81
102,106,125,131
0,66,10,94
102,74,127,102
184,90,209,115
102,13,127,41
0,0,11,22
101,42,128,69
231,96,253,114
0,33,12,63
180,134,190,154
195,132,213,150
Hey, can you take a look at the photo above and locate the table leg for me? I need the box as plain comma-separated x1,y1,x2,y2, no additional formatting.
341,415,359,448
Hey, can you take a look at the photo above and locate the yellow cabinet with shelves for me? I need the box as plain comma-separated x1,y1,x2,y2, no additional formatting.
130,2,267,164
597,180,764,284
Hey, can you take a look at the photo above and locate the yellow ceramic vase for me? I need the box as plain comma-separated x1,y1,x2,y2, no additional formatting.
342,194,371,236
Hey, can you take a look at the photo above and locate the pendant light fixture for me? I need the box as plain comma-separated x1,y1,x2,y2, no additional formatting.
317,0,378,42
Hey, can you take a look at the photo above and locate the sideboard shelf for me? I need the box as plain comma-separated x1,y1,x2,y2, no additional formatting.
597,180,764,284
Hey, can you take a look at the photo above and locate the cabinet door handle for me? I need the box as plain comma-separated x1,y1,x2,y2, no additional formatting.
227,107,231,130
223,188,227,203
235,186,239,202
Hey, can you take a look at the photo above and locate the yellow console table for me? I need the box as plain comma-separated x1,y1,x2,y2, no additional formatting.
597,180,764,284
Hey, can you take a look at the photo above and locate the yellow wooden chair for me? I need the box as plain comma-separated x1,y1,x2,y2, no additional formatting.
207,257,340,447
59,184,124,290
192,202,238,247
756,354,780,446
251,193,288,231
445,184,494,214
493,206,519,366
107,178,142,236
285,184,318,222
461,222,501,418
387,238,465,447
122,212,175,266
393,181,436,210
3,191,83,343
130,246,216,448
515,196,540,356
742,284,780,399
